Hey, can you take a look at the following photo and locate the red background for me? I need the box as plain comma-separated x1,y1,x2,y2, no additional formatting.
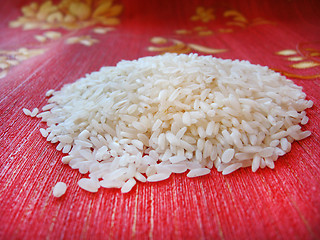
1,0,320,239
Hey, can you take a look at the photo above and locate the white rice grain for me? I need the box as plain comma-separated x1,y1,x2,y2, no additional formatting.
100,180,124,188
301,116,309,125
252,155,261,172
39,128,48,137
222,163,242,175
46,89,55,97
167,164,188,173
259,147,274,158
147,173,171,182
31,108,39,117
135,172,147,182
121,178,136,193
78,178,100,192
52,182,67,198
169,155,186,164
221,149,235,163
22,108,32,116
187,168,210,178
62,144,72,153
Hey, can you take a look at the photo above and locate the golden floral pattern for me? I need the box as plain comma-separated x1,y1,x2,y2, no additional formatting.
276,46,320,69
274,42,320,79
224,10,247,28
35,31,62,42
224,10,273,28
177,6,273,37
0,48,45,78
191,6,215,23
3,1,122,78
148,37,227,55
175,26,214,36
92,27,115,34
66,35,99,46
276,42,320,69
272,69,320,80
9,0,123,30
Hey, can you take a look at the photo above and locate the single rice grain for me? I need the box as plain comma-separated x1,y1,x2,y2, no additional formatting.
52,182,67,197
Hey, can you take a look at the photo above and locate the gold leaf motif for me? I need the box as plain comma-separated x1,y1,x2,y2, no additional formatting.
0,48,45,78
64,14,76,23
150,37,167,45
175,26,214,36
194,26,207,31
35,31,62,42
287,56,305,61
93,27,114,34
66,35,98,46
24,22,40,30
44,31,62,39
233,16,248,23
104,5,123,17
186,6,273,37
272,68,320,80
47,12,64,23
69,2,91,20
291,61,320,69
275,43,320,79
148,37,227,55
223,9,272,29
148,46,191,54
224,10,248,23
252,18,274,25
276,49,298,56
191,6,215,23
98,17,120,25
9,20,22,28
22,2,38,17
305,48,316,51
9,0,123,30
175,29,192,35
148,38,190,54
92,2,112,17
218,28,233,33
85,0,93,5
226,21,247,28
65,36,80,44
37,1,58,21
310,52,320,57
35,35,47,42
60,22,79,30
198,30,214,36
188,43,226,54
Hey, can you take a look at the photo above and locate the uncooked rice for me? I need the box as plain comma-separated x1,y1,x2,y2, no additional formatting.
23,53,313,194
52,182,67,197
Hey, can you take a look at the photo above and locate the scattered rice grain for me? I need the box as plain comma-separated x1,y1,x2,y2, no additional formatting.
52,182,67,197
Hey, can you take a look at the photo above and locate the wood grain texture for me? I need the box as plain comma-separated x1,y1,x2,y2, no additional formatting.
1,0,320,239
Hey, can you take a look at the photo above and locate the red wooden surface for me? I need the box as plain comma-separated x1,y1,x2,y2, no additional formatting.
1,0,320,239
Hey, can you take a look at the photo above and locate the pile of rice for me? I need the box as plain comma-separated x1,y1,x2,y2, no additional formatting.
24,53,313,194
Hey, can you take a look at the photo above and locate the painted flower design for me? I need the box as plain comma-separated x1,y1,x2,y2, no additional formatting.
66,35,99,46
224,10,273,28
276,42,320,69
0,48,45,78
148,37,227,55
9,0,123,30
191,6,215,23
273,42,320,79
